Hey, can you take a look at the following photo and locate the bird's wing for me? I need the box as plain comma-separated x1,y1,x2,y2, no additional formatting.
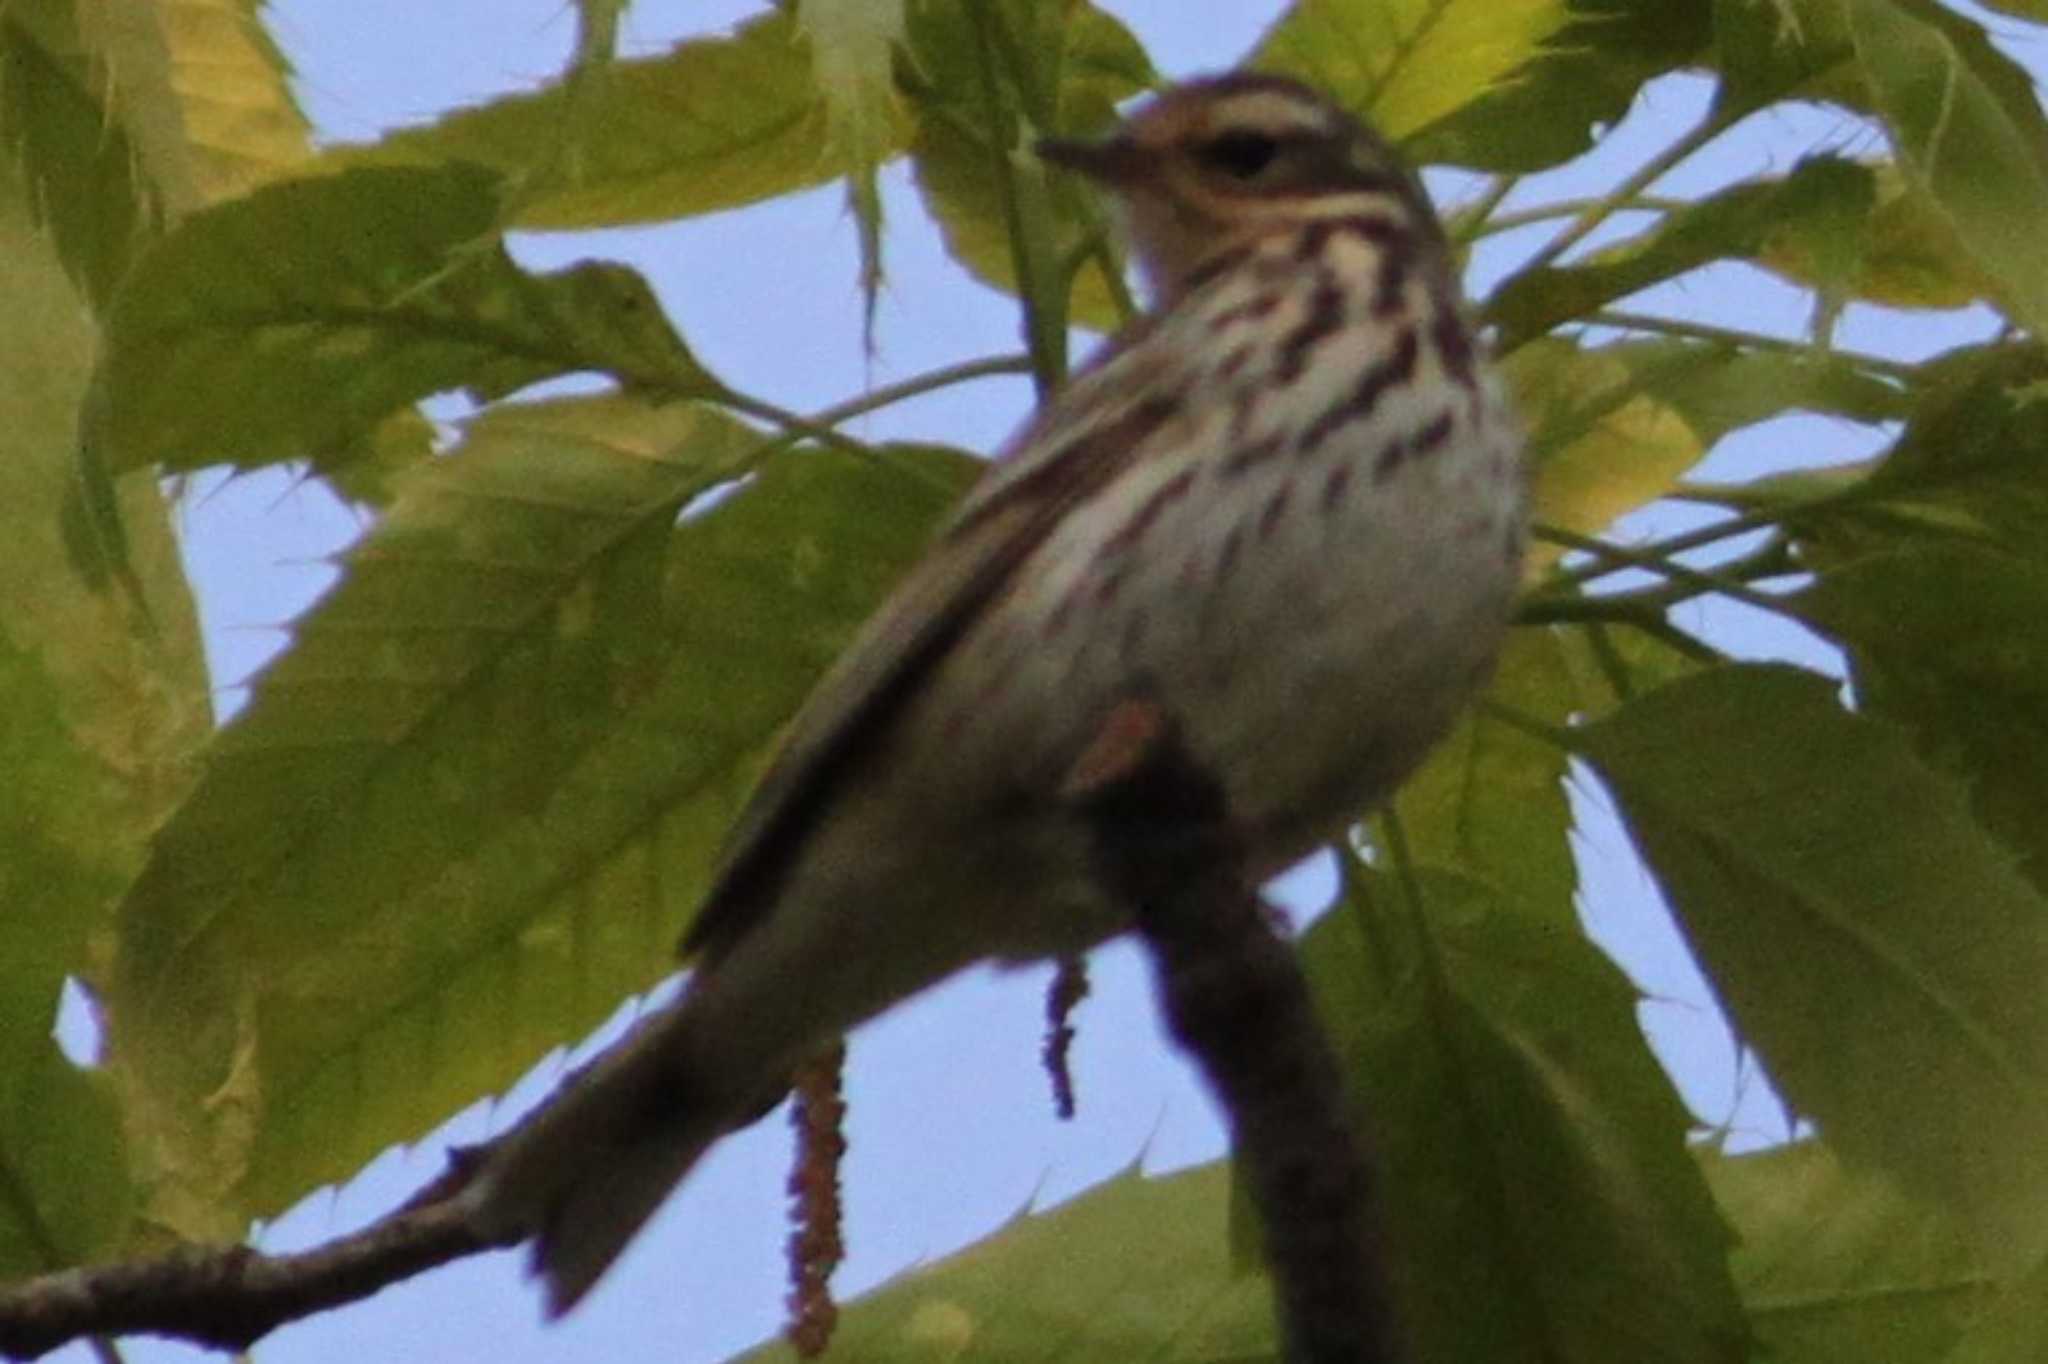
681,318,1182,960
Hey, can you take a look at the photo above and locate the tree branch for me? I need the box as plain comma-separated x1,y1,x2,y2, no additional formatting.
1070,698,1402,1364
9,696,1407,1364
0,1171,513,1360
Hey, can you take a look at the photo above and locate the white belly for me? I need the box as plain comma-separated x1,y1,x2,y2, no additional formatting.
956,363,1522,885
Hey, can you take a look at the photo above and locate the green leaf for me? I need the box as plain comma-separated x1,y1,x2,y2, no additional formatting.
1772,344,2048,567
0,167,208,1265
1946,1245,2048,1363
319,409,442,510
1576,664,2048,1266
1257,0,1710,171
106,397,979,1224
1508,333,1903,591
1709,0,1861,115
1702,1141,1991,1362
0,0,313,311
1386,628,1579,923
0,626,123,1053
1493,152,2006,341
90,161,715,480
1796,545,2048,898
1301,867,1746,1362
1877,0,2048,174
1707,3,2019,313
1556,614,1715,706
1637,341,1908,437
1398,0,1711,171
0,15,156,313
730,1163,1275,1363
904,0,1155,134
339,12,896,231
1844,0,2048,336
43,0,311,214
1252,0,1577,147
904,0,1154,333
797,0,912,335
0,1043,133,1279
1505,337,1904,578
910,111,1083,343
0,611,141,1275
1764,178,1992,320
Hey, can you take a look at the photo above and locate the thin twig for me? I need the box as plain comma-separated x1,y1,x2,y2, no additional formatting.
1473,699,1576,751
1532,522,1795,616
1519,535,1798,624
1590,309,1918,381
1377,806,1428,931
1445,174,1520,244
965,0,1063,396
1516,105,1745,277
1539,485,1856,592
1515,593,1673,628
1578,619,1639,703
714,353,1032,495
1473,195,1689,237
806,353,1036,429
715,391,886,459
1085,235,1139,326
715,354,1033,444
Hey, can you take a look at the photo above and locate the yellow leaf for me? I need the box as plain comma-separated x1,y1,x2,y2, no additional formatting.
1505,338,1705,577
1256,0,1571,140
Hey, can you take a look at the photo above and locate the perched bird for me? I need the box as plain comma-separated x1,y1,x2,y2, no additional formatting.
463,71,1526,1312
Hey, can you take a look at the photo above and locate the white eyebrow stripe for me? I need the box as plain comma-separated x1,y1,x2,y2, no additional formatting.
1207,90,1333,137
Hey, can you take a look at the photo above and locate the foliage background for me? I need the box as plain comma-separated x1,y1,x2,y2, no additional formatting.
8,0,2048,1360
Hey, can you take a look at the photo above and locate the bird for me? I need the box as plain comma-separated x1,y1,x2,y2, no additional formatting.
461,70,1526,1314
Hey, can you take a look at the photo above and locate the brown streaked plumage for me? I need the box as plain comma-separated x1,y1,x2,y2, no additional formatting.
463,71,1526,1316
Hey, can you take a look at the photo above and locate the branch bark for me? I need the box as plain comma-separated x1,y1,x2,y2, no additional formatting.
1072,699,1403,1364
0,1170,510,1360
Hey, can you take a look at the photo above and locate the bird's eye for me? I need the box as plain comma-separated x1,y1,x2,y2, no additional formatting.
1196,130,1280,179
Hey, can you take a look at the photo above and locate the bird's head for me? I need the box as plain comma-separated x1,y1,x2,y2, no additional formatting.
1038,74,1438,305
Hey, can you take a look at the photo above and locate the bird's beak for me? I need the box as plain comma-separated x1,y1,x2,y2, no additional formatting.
1036,134,1146,186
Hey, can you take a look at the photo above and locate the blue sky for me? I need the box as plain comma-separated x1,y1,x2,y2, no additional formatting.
55,2,2043,1360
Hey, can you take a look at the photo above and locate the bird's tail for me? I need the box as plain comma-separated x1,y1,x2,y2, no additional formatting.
460,1007,730,1314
